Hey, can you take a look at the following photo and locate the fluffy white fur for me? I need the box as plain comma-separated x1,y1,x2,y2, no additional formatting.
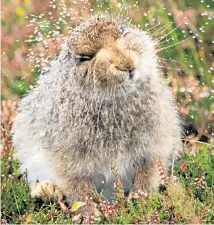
12,16,181,201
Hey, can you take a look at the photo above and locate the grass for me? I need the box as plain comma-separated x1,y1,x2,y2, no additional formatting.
1,120,214,224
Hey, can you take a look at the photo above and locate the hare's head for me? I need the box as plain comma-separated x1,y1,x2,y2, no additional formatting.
68,15,158,88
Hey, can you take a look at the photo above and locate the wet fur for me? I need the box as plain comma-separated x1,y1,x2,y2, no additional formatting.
12,15,181,202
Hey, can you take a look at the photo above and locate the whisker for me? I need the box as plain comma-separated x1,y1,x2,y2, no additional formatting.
158,36,192,53
152,22,173,37
145,22,161,33
158,35,178,45
157,20,185,42
117,0,129,22
157,65,182,71
159,58,182,65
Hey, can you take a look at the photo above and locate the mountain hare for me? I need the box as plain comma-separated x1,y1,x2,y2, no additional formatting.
12,15,181,213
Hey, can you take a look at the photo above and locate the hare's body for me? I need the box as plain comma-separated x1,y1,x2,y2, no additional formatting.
13,16,181,203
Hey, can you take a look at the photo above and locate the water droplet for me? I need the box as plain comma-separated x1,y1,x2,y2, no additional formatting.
117,3,121,8
180,87,185,92
187,88,192,93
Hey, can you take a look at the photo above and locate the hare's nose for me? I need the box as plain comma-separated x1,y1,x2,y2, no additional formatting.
115,64,134,72
115,65,135,79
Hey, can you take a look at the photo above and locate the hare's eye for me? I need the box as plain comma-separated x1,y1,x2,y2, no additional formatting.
75,55,92,63
119,26,125,34
119,26,129,36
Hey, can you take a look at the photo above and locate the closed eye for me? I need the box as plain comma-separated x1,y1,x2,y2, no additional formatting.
75,55,93,63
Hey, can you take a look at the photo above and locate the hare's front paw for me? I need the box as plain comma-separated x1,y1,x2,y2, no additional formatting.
31,180,70,213
31,180,62,200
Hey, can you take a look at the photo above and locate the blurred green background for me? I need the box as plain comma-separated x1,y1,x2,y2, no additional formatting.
1,0,214,145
